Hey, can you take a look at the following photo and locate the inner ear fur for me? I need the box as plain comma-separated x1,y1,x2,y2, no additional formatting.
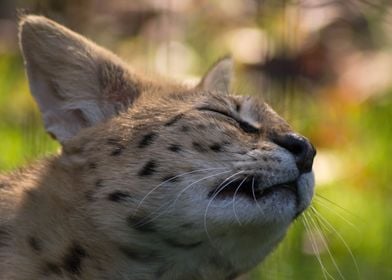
19,15,151,143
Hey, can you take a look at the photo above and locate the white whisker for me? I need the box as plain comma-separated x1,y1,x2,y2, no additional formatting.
306,212,346,280
232,176,249,226
203,171,245,246
313,198,359,230
172,169,233,208
137,167,228,210
302,214,334,280
310,206,361,280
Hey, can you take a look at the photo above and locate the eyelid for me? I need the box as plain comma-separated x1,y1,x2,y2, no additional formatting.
196,107,259,134
196,107,234,119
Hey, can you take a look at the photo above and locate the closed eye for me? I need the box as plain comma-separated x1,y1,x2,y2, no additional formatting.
197,107,259,134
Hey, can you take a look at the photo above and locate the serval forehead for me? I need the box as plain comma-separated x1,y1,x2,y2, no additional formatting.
135,90,263,115
126,90,289,134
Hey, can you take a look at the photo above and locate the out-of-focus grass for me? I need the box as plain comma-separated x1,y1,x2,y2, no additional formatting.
0,55,58,170
1,51,392,280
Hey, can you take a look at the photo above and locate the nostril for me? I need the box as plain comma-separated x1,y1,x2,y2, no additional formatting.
272,133,316,173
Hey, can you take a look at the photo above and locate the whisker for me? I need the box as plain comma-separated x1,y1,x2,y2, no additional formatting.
137,167,228,210
134,168,230,229
208,171,244,200
172,169,233,208
232,176,249,226
314,194,359,219
203,171,245,246
251,176,265,215
310,206,361,280
313,199,358,230
306,212,346,280
302,214,335,280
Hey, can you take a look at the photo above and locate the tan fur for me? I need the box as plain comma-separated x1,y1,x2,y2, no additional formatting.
0,15,316,280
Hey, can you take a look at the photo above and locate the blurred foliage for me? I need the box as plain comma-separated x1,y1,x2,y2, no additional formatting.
1,0,392,279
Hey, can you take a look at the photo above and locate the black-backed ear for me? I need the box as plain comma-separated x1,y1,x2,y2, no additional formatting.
19,15,148,143
198,57,234,94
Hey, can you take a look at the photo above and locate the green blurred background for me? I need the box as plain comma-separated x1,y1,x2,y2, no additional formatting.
1,0,392,279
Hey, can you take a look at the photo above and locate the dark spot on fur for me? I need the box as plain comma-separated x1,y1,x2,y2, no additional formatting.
107,138,125,156
192,142,207,152
28,236,41,253
168,144,182,152
164,238,202,249
139,132,158,148
95,179,103,188
88,163,97,169
262,156,269,162
196,124,206,129
162,175,180,183
111,147,123,156
210,143,222,152
138,160,157,176
128,216,157,233
63,242,87,275
165,114,184,126
119,246,158,262
181,125,190,132
0,181,9,189
42,262,62,276
108,191,131,202
235,103,241,112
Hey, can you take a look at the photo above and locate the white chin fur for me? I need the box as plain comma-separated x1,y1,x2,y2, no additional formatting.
297,171,315,213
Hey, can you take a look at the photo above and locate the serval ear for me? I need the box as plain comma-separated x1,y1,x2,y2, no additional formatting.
19,15,149,143
198,57,234,94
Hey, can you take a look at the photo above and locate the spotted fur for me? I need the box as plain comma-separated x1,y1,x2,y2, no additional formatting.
0,15,316,279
